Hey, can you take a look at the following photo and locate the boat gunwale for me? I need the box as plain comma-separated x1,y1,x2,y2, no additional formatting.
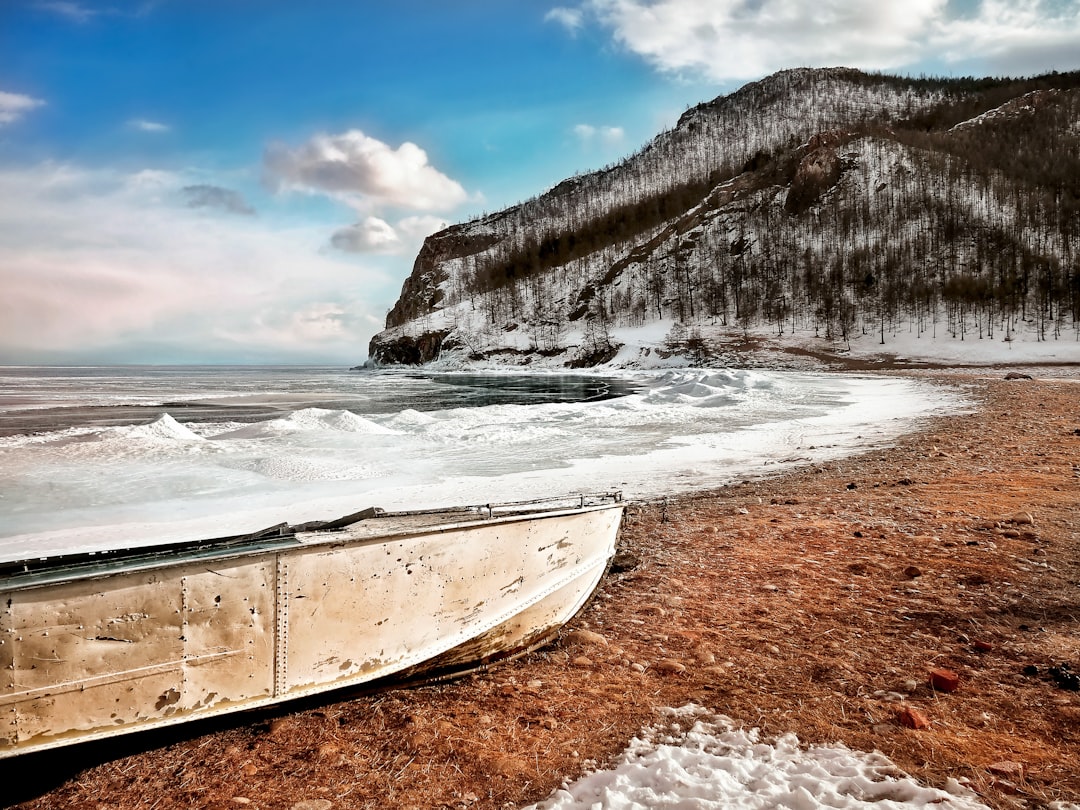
0,497,624,592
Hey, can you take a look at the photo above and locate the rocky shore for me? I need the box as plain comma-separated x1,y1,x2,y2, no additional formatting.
5,370,1079,810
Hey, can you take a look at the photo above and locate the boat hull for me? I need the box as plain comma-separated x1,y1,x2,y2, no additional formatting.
0,503,622,757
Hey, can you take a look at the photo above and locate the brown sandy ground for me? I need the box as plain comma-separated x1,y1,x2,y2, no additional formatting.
4,372,1079,810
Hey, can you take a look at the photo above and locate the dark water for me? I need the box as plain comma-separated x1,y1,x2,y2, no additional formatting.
0,367,640,437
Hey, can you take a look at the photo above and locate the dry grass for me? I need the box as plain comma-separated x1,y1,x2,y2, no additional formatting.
4,372,1079,810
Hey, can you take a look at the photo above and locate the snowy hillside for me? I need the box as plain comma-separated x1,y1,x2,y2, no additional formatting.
369,68,1080,368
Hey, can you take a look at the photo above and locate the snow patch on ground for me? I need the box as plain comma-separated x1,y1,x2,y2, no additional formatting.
524,705,990,810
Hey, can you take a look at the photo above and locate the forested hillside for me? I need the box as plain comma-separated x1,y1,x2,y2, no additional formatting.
369,68,1080,366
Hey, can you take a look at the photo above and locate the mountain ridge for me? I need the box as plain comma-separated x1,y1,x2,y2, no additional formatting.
369,67,1080,368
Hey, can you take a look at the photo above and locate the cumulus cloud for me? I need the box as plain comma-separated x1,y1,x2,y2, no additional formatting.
330,217,401,253
129,118,170,133
562,0,1080,81
181,184,255,215
0,91,46,126
264,129,467,212
0,164,391,363
545,6,585,33
329,214,448,255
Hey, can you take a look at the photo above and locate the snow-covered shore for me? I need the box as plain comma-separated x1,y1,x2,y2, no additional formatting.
387,316,1080,375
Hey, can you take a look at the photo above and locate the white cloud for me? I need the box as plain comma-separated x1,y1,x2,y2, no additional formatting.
931,0,1080,72
0,163,391,363
330,214,448,255
330,217,401,253
0,91,46,126
35,1,100,23
573,123,626,147
264,129,468,212
576,0,1080,81
545,6,585,33
397,214,448,242
129,118,170,133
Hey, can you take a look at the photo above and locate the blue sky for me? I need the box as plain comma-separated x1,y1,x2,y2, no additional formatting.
2,0,1079,364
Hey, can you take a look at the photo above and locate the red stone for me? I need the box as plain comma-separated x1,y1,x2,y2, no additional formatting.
929,667,960,692
897,706,930,729
988,761,1024,778
973,640,994,652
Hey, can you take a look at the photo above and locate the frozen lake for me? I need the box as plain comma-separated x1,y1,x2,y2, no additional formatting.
0,366,965,561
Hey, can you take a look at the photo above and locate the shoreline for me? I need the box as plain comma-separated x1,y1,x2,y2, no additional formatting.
5,370,1079,810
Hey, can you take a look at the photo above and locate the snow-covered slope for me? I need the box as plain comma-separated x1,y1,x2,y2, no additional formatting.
370,68,1080,368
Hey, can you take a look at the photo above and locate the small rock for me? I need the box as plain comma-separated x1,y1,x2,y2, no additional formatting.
570,655,594,668
1022,664,1040,677
1004,372,1033,380
240,763,258,777
231,800,252,807
873,690,907,703
291,802,333,810
846,483,857,490
929,668,960,693
655,658,686,674
901,679,919,693
315,743,341,760
630,662,646,673
1009,512,1035,526
973,640,994,653
896,706,930,729
526,679,543,690
693,646,716,665
903,566,922,579
565,629,608,647
540,717,558,730
987,761,1024,778
609,551,640,573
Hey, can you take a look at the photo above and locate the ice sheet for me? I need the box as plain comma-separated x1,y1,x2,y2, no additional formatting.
0,369,965,561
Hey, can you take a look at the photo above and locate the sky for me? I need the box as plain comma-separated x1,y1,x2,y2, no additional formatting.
2,1,1079,365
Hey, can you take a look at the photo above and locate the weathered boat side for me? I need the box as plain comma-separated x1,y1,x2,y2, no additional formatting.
0,499,622,758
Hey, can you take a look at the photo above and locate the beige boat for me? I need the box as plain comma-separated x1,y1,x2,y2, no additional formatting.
0,494,623,758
